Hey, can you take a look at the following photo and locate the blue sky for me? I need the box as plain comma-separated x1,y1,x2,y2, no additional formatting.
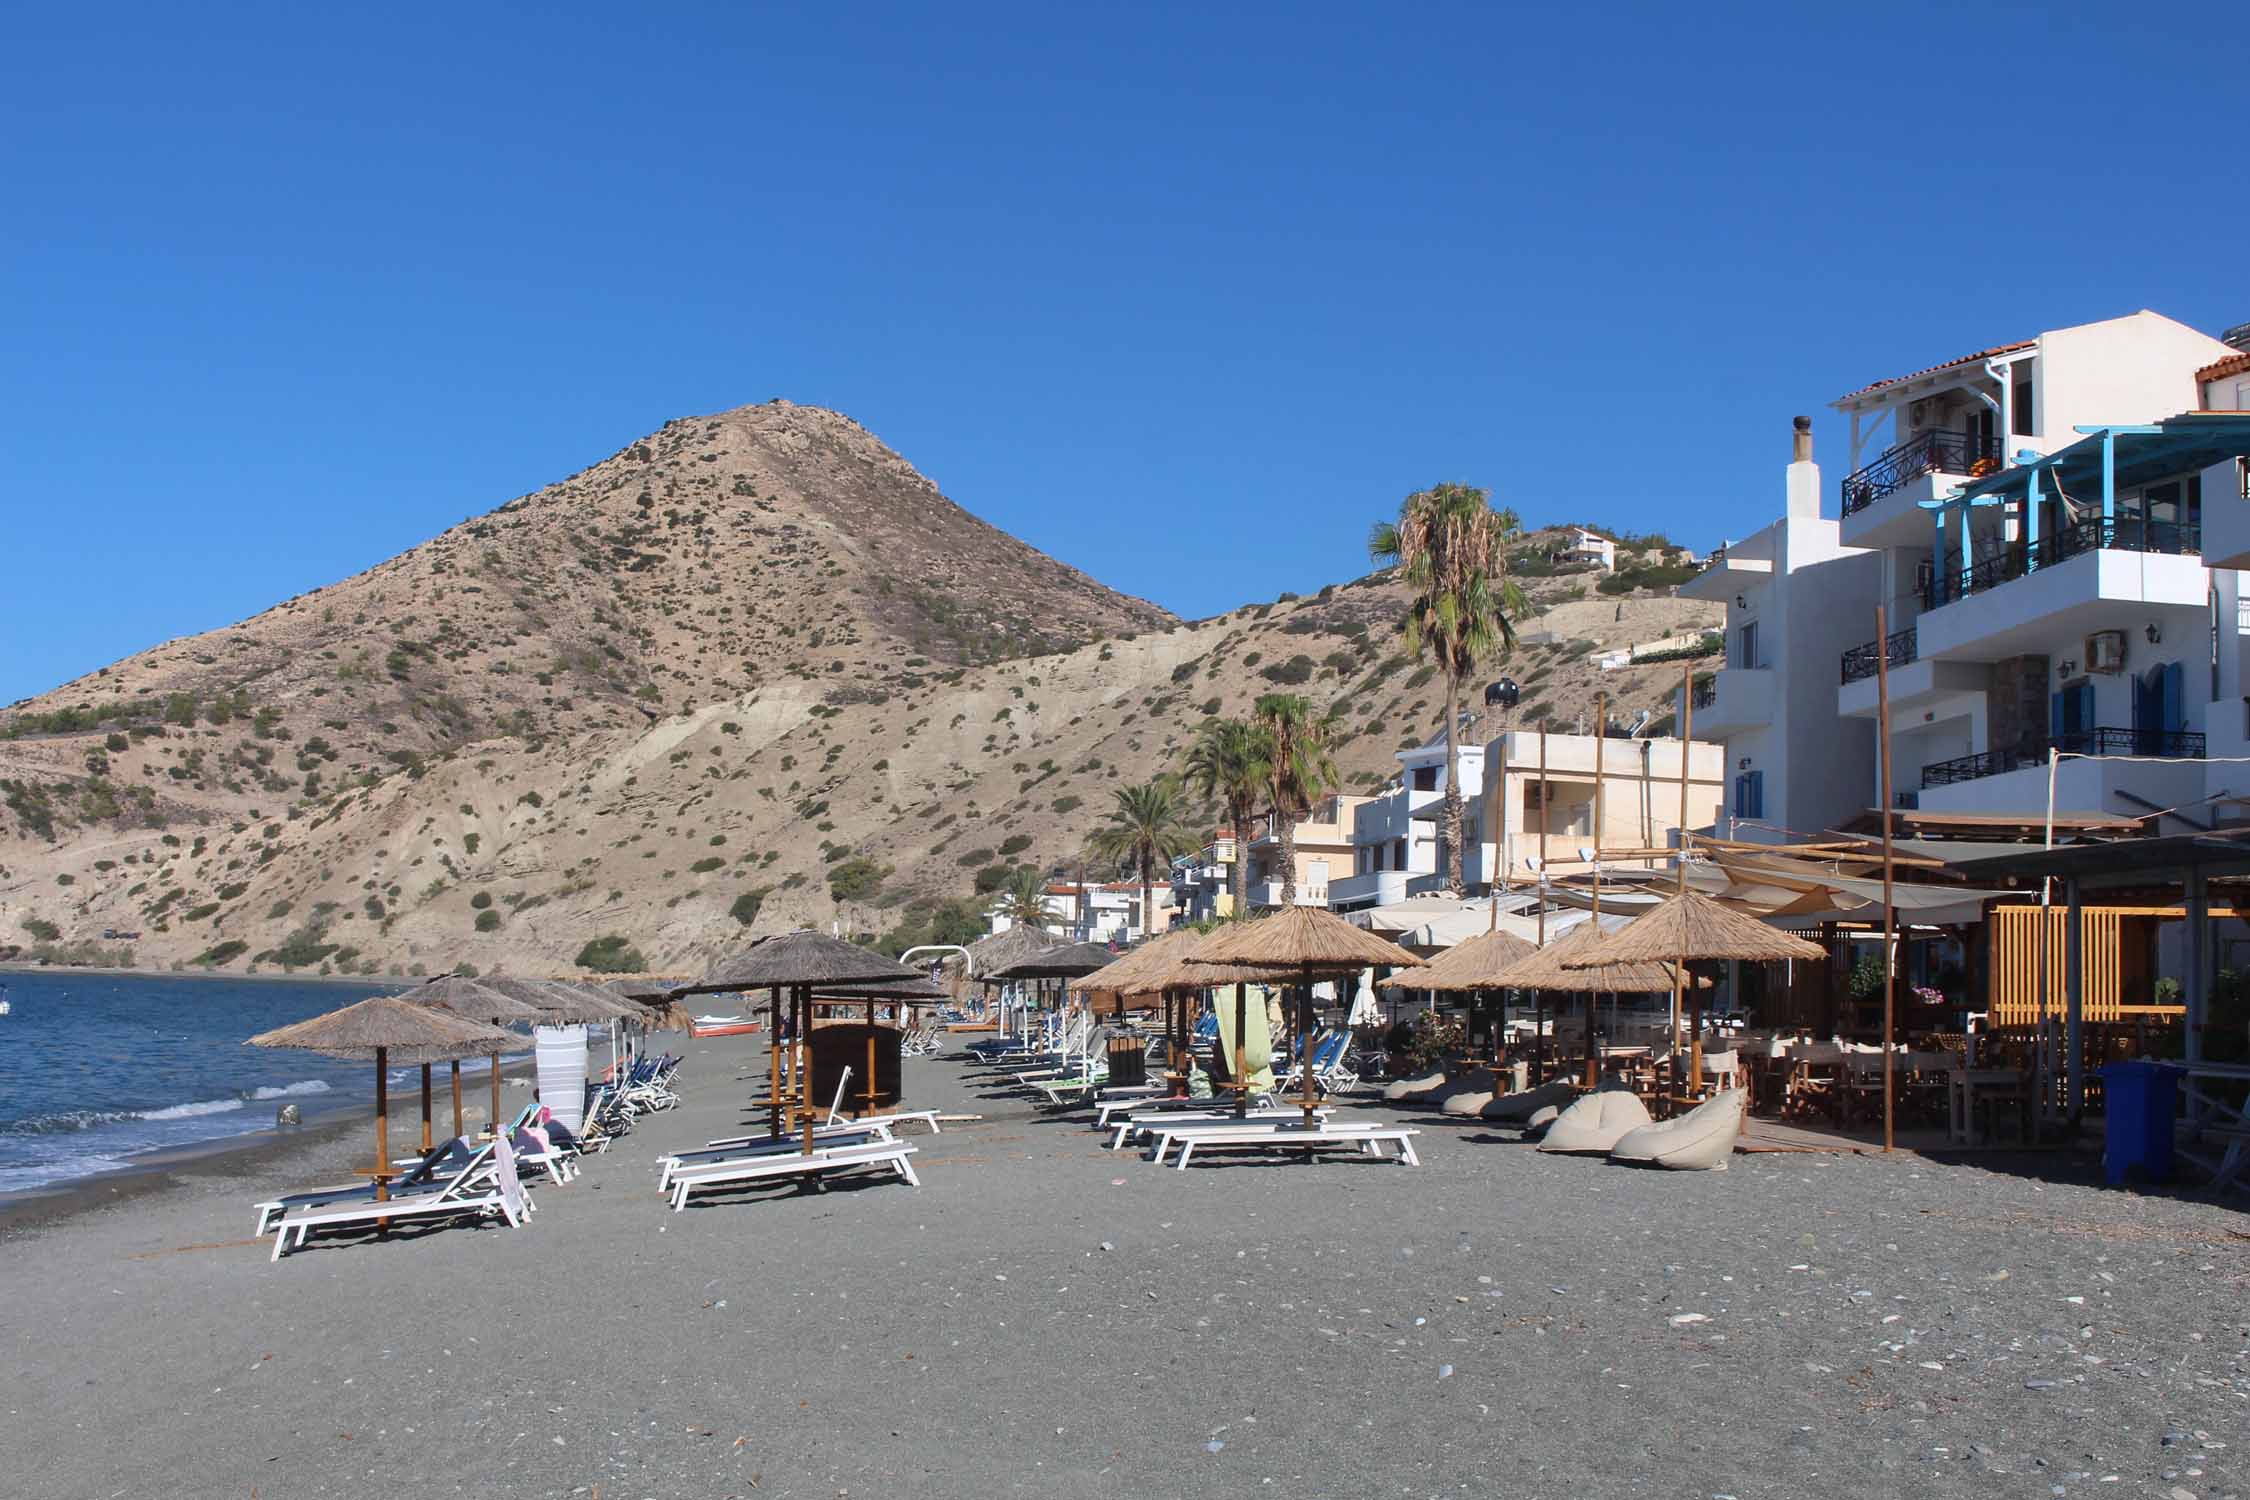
4,1,2245,703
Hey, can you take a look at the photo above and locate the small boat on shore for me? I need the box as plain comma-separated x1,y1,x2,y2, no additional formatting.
690,1014,762,1039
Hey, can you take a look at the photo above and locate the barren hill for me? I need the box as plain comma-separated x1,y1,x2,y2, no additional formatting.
0,410,1715,975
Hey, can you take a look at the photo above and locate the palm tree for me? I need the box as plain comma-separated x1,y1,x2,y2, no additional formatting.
1091,777,1195,940
1182,716,1270,918
1252,693,1339,906
995,866,1050,932
1368,483,1528,893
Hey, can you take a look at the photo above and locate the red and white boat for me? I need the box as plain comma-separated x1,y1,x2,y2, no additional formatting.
690,1014,763,1039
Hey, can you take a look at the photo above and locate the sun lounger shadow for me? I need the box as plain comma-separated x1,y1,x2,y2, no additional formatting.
677,1167,912,1207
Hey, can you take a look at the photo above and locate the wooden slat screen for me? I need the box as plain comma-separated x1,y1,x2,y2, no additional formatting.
1987,905,2179,1028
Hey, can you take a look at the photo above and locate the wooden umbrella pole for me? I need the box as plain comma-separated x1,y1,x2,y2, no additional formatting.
419,1063,434,1155
374,1046,391,1203
489,1049,502,1138
1300,969,1318,1127
1234,981,1249,1120
864,996,878,1118
449,1058,463,1141
1675,661,1695,1101
799,986,816,1156
1587,692,1606,1089
1876,602,1898,1153
768,984,784,1139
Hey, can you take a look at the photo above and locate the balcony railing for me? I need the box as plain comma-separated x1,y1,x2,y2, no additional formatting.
1840,626,1917,685
1920,727,2206,786
1841,430,2004,515
1922,514,2201,611
1689,678,1717,710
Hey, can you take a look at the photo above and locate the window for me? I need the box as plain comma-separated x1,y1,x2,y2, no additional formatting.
2051,681,2095,745
2238,457,2249,501
1737,621,1761,670
1411,765,1438,792
1732,771,1764,820
2012,376,2035,436
1392,838,1407,869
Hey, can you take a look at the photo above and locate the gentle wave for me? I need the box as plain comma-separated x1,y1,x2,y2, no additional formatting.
249,1080,333,1100
138,1098,247,1121
1,1108,141,1136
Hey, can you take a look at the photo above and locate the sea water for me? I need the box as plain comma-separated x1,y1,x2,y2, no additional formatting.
0,971,436,1194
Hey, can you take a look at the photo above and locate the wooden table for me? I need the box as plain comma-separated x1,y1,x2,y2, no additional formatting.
1948,1068,2029,1146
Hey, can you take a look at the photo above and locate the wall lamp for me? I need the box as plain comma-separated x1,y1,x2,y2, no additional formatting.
2145,622,2161,645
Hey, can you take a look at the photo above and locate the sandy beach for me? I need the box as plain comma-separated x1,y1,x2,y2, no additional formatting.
3,1033,2246,1498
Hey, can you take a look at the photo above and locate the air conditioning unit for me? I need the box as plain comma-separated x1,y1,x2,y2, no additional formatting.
2085,629,2127,674
1908,397,1939,427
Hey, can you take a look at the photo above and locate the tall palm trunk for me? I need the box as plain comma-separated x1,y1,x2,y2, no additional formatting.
1139,855,1153,940
1441,672,1466,892
1229,804,1251,917
1279,812,1299,905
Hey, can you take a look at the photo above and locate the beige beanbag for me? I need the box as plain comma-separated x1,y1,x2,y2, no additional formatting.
1382,1068,1454,1103
1480,1077,1577,1123
1439,1067,1501,1116
1525,1104,1562,1129
1608,1089,1746,1171
1537,1088,1651,1154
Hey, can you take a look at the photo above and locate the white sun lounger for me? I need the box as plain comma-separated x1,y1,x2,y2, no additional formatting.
1110,1106,1330,1151
269,1139,528,1260
667,1140,920,1210
658,1122,899,1191
1092,1092,1276,1132
1146,1118,1419,1168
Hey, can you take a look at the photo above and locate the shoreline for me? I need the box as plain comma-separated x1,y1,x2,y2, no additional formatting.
0,1055,543,1239
0,962,416,985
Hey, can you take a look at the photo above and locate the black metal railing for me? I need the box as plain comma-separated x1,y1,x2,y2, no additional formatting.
1920,727,2206,786
1841,430,2003,515
1840,626,1918,684
1690,679,1717,710
1921,514,2201,611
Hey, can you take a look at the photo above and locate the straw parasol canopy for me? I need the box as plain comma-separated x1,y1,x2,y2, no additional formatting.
677,929,923,996
1490,922,1700,993
1080,924,1203,997
247,994,517,1059
991,941,1118,981
958,923,1066,982
539,978,649,1024
248,996,520,1198
399,975,545,1025
1186,906,1424,978
1386,928,1537,993
1568,888,1826,967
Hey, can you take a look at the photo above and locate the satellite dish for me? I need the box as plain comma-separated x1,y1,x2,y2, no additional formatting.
1483,677,1520,708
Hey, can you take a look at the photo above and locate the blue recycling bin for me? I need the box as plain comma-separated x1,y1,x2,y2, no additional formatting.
2098,1060,2184,1187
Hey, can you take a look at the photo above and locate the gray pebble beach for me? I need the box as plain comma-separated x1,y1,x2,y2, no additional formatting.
3,1033,2245,1498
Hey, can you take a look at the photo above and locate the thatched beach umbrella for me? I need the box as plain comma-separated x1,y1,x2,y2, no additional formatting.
1496,922,1699,1087
677,931,923,1151
1386,927,1539,1067
1566,889,1824,1092
398,975,541,1141
1085,926,1208,1091
247,997,516,1202
1188,908,1424,1124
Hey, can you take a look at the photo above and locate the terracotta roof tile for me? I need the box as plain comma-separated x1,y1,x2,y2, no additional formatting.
2197,351,2250,385
1835,338,2035,405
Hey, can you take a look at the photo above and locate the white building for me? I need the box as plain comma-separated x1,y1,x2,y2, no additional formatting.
989,879,1172,944
1687,310,2250,831
1681,416,1881,840
1330,731,1488,911
1555,528,1617,571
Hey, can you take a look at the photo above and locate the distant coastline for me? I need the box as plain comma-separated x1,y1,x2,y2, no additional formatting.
0,962,414,986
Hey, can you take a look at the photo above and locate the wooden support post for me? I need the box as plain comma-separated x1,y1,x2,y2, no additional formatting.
1234,982,1249,1119
373,1046,391,1203
489,1049,502,1138
1587,692,1606,1089
449,1058,463,1141
1876,602,1897,1153
768,985,784,1139
2065,876,2084,1118
865,996,879,1117
419,1063,433,1155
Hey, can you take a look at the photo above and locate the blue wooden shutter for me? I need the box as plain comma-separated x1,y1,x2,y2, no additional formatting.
2164,662,2183,734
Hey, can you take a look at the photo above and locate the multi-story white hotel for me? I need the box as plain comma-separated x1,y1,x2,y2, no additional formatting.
1688,310,2250,832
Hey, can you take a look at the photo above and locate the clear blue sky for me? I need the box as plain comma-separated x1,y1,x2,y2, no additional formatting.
5,1,2245,703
